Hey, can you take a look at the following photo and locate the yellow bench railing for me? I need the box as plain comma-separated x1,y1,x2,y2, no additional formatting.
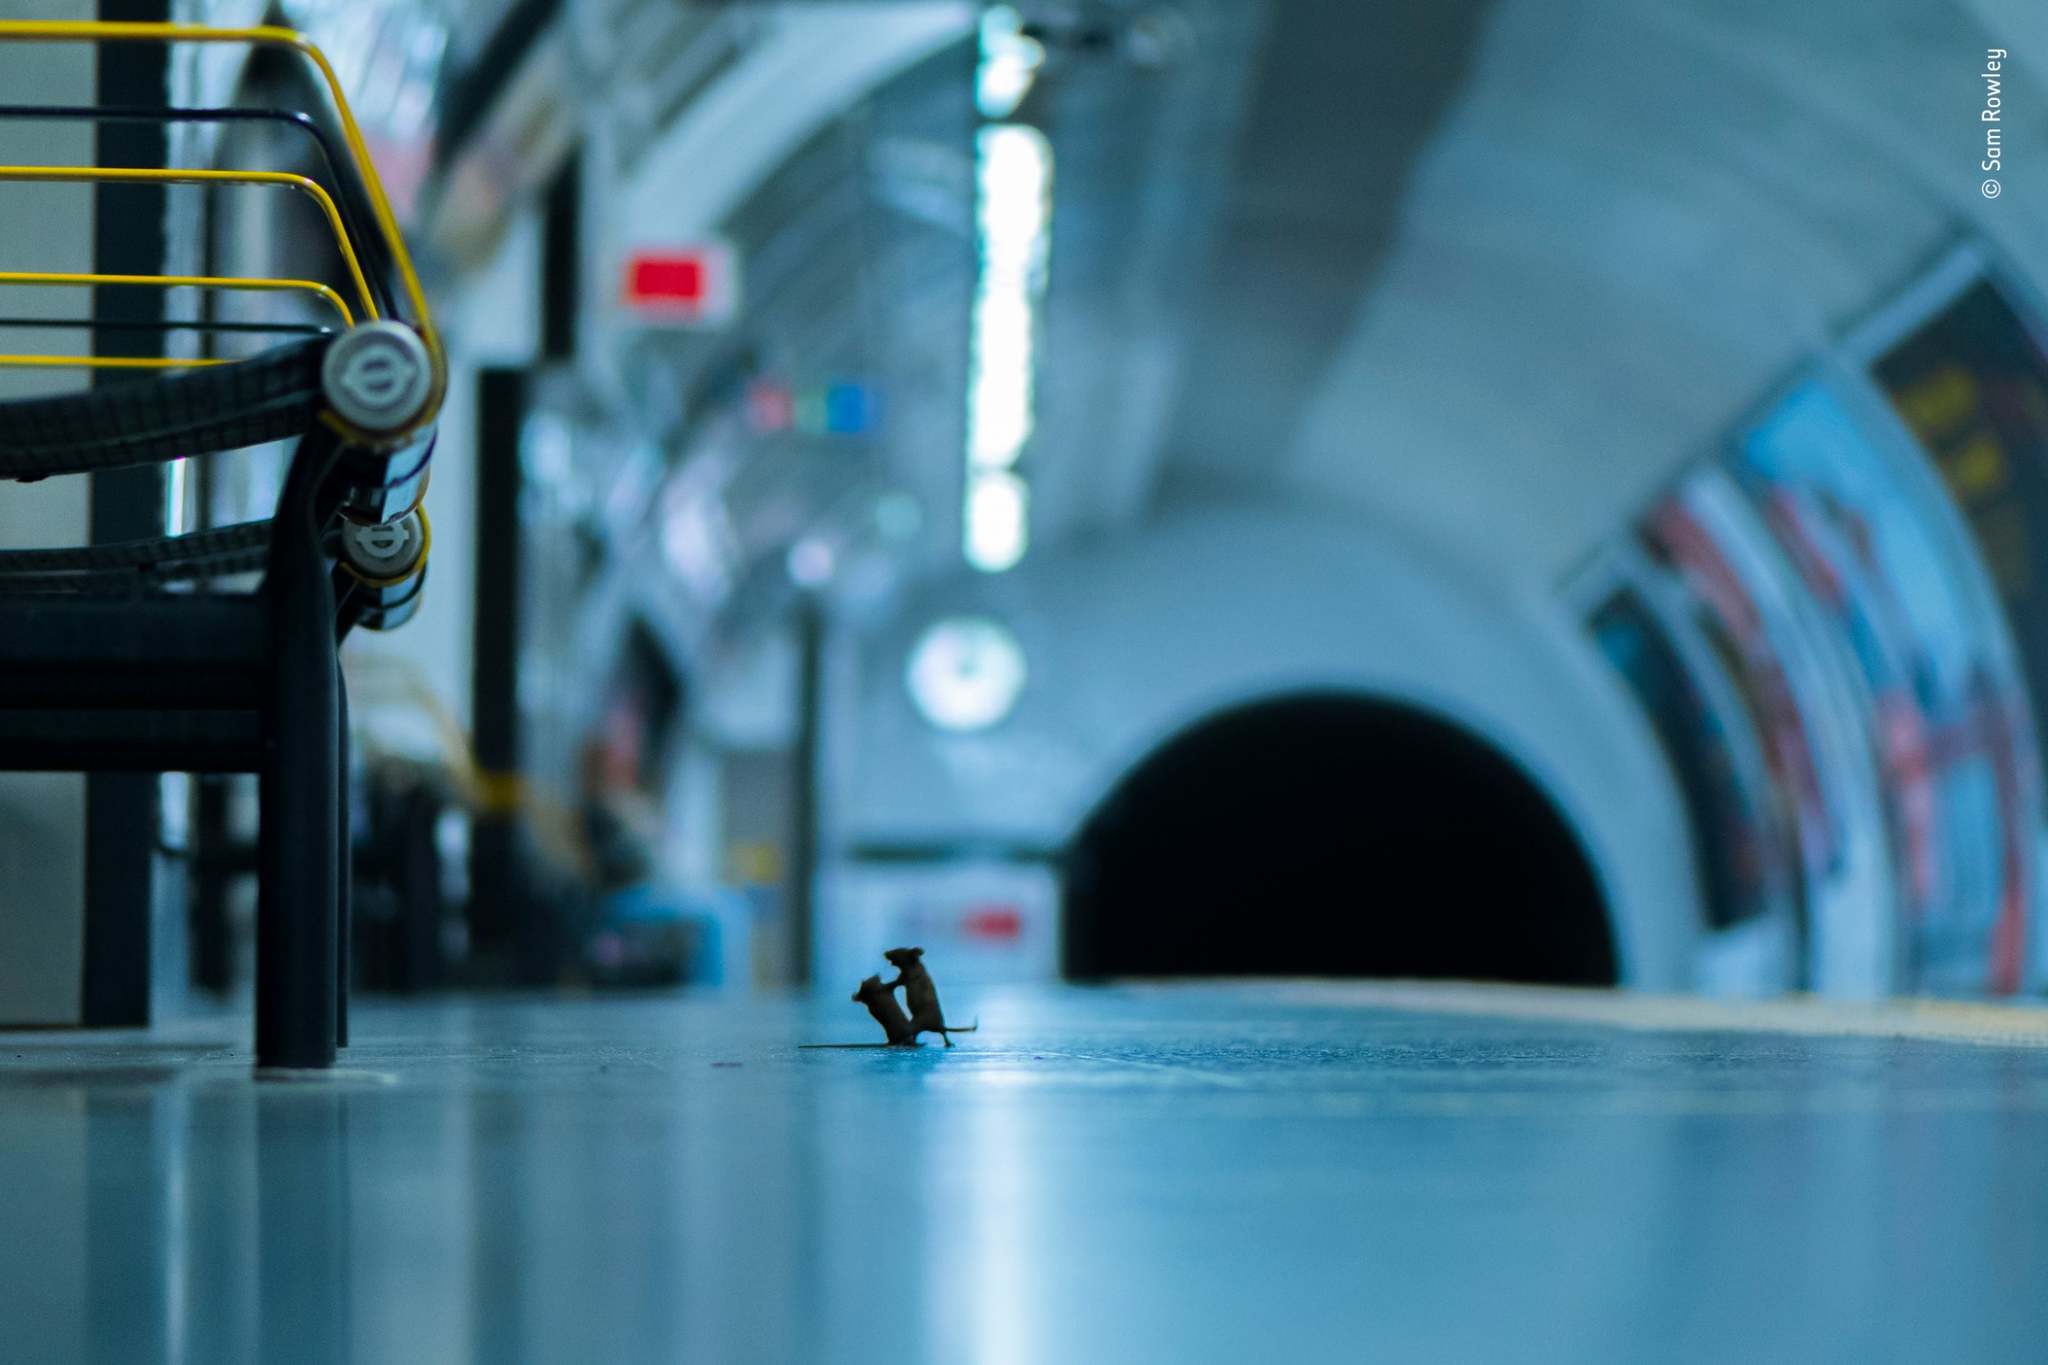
0,20,440,404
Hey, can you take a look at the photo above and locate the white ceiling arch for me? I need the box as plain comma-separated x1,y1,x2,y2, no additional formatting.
617,3,974,248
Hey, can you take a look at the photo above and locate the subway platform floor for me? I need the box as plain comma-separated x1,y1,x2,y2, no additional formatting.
6,982,2048,1363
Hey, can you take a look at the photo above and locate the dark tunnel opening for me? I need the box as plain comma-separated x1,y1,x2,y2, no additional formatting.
1061,693,1618,984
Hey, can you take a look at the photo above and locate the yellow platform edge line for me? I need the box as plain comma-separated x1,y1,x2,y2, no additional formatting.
1225,979,2048,1051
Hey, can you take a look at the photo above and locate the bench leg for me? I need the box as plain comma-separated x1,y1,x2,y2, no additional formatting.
337,666,351,1050
256,452,340,1071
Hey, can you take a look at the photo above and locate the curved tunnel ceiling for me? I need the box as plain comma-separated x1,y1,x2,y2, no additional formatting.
1155,0,1499,505
1281,0,2041,584
576,0,2046,656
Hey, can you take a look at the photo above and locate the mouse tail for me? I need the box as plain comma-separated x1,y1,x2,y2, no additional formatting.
946,1018,979,1033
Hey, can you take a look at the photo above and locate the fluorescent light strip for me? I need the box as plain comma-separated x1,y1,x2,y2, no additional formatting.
965,469,1029,574
964,119,1051,573
975,4,1044,119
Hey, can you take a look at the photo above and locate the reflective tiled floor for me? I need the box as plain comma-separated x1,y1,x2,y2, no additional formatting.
5,983,2048,1363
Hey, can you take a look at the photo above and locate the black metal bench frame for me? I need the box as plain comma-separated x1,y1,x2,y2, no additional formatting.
0,327,434,1069
0,19,444,1070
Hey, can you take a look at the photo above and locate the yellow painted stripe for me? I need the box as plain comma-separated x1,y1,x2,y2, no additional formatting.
471,769,530,816
1262,980,2048,1051
0,165,375,323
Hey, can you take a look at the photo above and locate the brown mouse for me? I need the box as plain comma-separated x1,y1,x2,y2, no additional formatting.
883,947,977,1047
852,974,918,1046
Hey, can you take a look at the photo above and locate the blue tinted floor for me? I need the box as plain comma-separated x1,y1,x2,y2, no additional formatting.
3,982,2048,1364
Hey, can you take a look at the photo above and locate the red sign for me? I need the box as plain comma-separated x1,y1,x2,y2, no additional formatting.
959,904,1023,940
630,255,704,302
620,243,738,326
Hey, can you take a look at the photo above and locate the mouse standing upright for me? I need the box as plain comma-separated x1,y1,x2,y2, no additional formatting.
851,974,918,1046
883,947,978,1047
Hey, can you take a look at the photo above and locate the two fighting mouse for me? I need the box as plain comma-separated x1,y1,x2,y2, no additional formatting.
850,946,978,1047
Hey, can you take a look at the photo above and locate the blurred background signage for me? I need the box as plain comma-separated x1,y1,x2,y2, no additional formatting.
620,242,741,327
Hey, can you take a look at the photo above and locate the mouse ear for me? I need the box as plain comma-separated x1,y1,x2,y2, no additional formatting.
911,946,924,957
